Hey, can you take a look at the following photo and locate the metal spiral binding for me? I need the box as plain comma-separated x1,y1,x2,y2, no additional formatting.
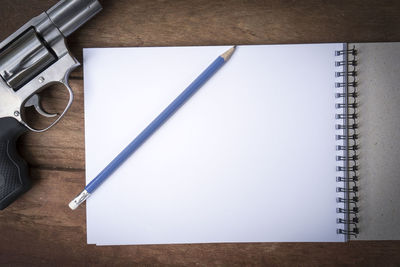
335,45,359,239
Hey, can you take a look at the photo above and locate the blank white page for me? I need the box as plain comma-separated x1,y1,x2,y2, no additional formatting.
83,44,344,245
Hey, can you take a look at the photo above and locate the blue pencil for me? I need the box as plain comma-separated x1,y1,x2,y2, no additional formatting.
69,46,236,209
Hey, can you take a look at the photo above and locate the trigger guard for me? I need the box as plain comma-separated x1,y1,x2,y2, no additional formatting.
21,81,74,133
24,94,58,118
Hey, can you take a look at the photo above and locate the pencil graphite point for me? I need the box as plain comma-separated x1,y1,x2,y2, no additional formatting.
220,46,236,61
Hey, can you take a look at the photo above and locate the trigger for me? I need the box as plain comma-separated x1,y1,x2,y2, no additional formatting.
24,94,58,118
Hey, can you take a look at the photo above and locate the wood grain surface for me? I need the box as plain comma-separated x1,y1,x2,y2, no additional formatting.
1,0,400,266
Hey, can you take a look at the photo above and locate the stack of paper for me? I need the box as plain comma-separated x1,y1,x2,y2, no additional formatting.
83,44,343,245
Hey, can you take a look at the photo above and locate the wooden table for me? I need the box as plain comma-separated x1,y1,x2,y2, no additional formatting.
1,0,400,265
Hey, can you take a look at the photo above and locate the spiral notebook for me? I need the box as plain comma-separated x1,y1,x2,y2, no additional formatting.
83,43,400,245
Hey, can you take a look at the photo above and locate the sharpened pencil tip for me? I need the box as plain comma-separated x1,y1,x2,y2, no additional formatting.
220,46,236,61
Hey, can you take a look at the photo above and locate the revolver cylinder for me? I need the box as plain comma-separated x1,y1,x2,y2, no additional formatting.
0,29,56,90
0,0,102,92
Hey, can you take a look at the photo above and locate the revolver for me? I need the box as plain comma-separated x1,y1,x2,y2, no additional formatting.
0,0,102,209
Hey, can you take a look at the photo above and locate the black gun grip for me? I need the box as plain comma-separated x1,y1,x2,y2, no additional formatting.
0,117,31,210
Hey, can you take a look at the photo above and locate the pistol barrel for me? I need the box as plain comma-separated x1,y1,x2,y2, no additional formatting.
47,0,102,37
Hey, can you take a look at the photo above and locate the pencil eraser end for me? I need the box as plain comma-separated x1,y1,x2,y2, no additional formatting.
69,200,79,210
68,189,91,210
